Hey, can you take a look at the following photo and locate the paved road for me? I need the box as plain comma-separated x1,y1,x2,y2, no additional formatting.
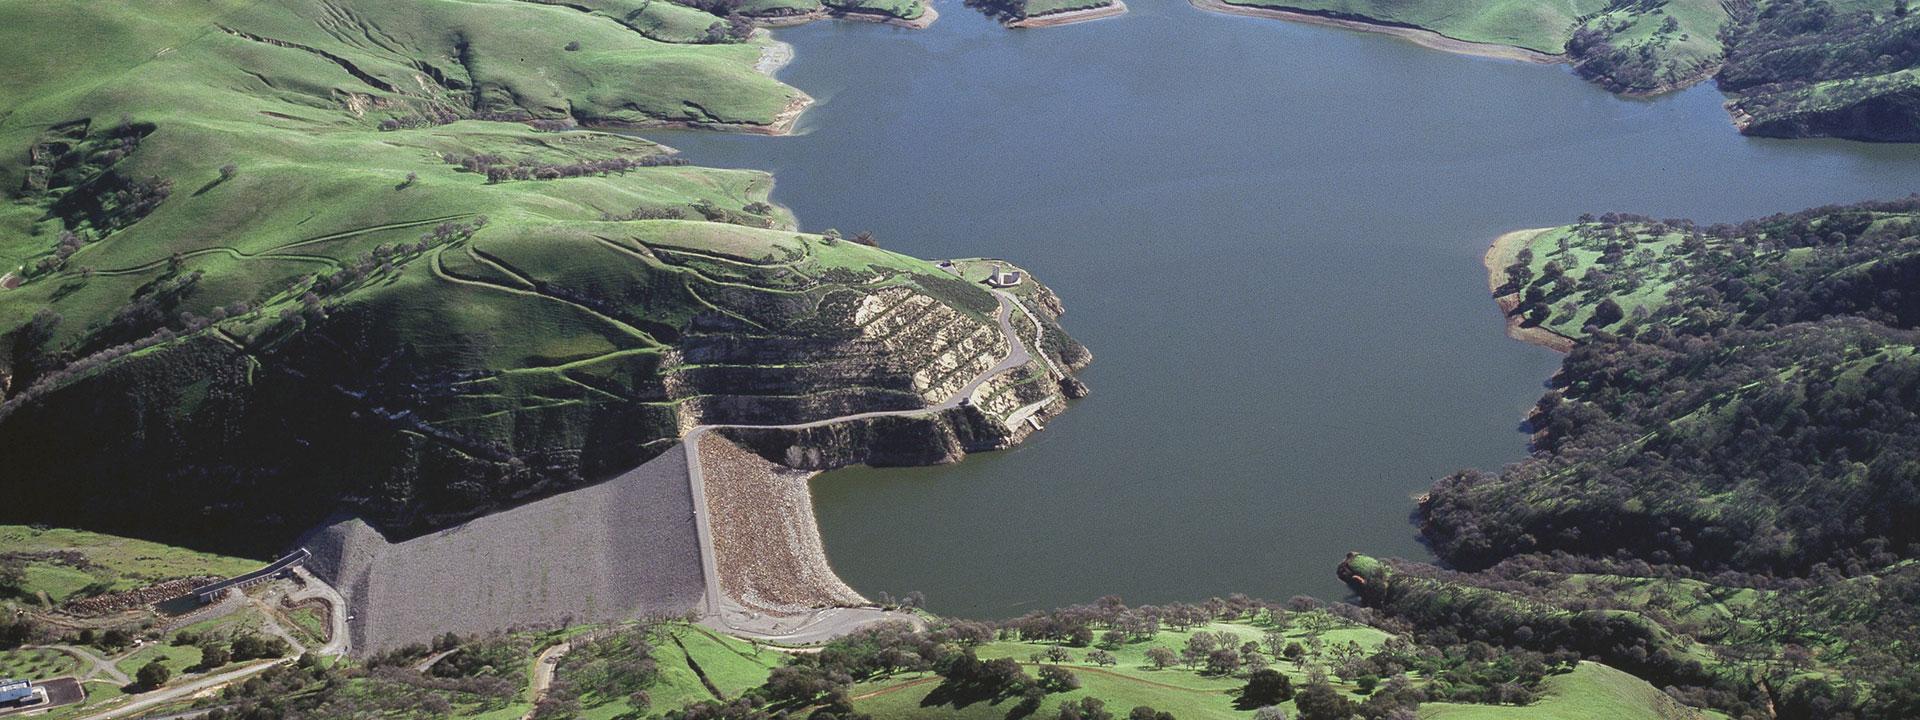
519,630,611,720
286,567,350,657
684,290,1031,643
74,660,282,720
39,645,131,686
412,647,458,674
67,568,347,720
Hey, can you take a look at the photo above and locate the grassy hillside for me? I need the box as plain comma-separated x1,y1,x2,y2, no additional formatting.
1425,662,1723,720
1405,197,1920,719
0,0,1079,553
1211,0,1729,90
1214,0,1606,53
0,525,261,605
1343,554,1917,719
1715,1,1920,142
1461,200,1920,575
1205,0,1920,140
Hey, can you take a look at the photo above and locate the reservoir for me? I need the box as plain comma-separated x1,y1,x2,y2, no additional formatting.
654,0,1920,617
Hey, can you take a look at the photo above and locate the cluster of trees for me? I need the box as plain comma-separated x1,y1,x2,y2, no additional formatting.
172,630,292,671
1716,0,1920,139
962,0,1035,22
1396,197,1920,719
1566,6,1720,96
444,152,688,184
544,624,664,717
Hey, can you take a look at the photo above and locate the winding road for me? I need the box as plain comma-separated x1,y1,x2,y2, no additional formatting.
683,289,1040,643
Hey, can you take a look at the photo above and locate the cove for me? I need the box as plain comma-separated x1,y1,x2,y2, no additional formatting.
651,0,1920,618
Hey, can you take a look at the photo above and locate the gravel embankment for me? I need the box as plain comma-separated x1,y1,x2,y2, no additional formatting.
305,449,706,654
699,435,865,615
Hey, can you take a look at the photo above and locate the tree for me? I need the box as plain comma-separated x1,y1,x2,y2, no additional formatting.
196,641,232,670
1262,630,1289,658
1145,647,1176,670
1087,649,1117,667
1057,697,1111,720
135,659,172,691
1294,679,1355,720
1205,648,1242,676
0,559,24,596
1037,665,1079,693
945,621,994,646
1241,669,1293,706
1252,707,1288,720
1129,708,1174,720
230,633,290,661
1067,626,1095,648
1591,298,1625,327
219,163,238,181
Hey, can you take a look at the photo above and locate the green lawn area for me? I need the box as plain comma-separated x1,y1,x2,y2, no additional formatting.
1424,662,1723,720
283,606,330,647
854,661,1714,720
0,648,81,681
114,643,203,680
851,615,1397,719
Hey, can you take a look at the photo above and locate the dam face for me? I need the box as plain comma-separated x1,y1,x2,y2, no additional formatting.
305,448,705,653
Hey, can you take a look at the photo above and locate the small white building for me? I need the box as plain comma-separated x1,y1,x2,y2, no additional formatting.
986,263,1024,288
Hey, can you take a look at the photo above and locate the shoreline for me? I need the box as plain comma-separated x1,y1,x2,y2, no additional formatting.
597,92,814,136
1008,0,1129,28
755,35,796,77
1187,0,1564,65
754,3,939,29
1483,228,1576,353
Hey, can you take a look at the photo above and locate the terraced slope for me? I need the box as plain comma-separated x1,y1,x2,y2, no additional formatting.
0,0,1081,555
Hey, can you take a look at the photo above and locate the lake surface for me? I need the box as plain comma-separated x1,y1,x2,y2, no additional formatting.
654,0,1920,618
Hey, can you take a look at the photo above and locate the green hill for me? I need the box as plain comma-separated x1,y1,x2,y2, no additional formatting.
1200,0,1920,141
0,0,1075,553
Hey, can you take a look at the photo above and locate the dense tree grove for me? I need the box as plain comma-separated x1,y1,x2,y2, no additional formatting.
1365,197,1920,719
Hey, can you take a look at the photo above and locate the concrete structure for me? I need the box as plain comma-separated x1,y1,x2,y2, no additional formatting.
986,263,1024,287
191,549,310,603
0,680,34,706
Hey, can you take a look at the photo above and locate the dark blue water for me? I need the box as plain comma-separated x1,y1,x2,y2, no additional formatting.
654,0,1920,617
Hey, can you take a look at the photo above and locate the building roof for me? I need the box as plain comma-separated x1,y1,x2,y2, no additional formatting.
0,679,32,703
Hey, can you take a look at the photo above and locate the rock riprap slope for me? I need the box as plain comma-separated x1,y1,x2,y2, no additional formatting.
0,0,1079,554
